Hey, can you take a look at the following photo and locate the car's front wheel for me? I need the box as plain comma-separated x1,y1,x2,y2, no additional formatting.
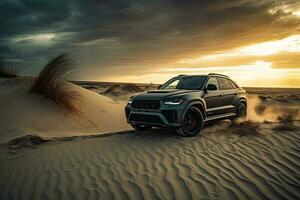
176,106,204,137
130,123,152,131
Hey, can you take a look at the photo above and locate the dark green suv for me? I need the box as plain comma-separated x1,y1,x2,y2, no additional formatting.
125,73,247,136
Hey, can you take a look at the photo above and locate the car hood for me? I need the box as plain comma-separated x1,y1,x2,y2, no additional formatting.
134,89,201,100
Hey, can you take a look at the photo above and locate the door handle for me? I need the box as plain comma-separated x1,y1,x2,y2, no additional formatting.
218,94,223,97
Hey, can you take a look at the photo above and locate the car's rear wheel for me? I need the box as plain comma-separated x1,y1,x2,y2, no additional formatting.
236,102,247,120
130,123,152,131
176,106,204,137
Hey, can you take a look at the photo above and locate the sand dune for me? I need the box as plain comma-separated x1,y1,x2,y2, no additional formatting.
0,121,299,199
1,78,300,199
75,81,158,99
102,83,144,100
0,77,131,143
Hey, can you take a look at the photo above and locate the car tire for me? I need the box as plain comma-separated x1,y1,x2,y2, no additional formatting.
176,106,204,137
130,123,152,131
236,102,247,120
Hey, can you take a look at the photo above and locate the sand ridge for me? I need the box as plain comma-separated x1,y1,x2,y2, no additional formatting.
0,121,299,200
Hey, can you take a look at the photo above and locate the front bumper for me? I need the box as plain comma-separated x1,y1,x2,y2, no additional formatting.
125,104,182,127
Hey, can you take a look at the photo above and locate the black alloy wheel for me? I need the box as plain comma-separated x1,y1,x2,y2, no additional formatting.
176,106,203,137
237,103,247,119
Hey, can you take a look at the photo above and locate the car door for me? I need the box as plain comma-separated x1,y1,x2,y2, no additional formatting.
203,77,223,117
217,77,235,113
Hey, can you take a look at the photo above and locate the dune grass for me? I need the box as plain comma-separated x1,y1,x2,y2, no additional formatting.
0,60,17,78
30,54,81,114
277,108,299,123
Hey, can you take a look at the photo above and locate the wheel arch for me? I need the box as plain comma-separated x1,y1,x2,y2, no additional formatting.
238,98,247,106
235,97,247,113
182,99,206,121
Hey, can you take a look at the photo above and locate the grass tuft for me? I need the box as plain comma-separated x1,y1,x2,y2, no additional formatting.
277,108,299,123
30,54,81,114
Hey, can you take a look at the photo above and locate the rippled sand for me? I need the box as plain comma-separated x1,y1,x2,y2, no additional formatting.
1,122,299,200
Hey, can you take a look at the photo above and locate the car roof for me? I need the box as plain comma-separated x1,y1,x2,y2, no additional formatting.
177,73,229,78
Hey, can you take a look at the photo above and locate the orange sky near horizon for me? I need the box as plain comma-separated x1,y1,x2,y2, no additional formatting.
105,34,300,87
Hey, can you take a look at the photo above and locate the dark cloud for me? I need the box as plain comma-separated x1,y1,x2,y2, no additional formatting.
0,0,299,79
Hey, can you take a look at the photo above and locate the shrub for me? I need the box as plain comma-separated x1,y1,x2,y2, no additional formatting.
30,54,81,114
277,114,293,123
277,108,299,123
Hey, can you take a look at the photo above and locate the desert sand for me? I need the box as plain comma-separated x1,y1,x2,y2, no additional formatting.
0,77,131,143
0,78,300,199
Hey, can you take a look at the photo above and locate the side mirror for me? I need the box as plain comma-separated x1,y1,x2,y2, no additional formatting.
157,84,163,89
206,84,217,91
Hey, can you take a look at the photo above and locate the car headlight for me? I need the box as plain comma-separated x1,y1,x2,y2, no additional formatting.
128,96,134,104
164,98,185,105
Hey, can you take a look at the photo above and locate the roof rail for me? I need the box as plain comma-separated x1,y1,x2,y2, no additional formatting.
177,74,187,77
208,73,229,77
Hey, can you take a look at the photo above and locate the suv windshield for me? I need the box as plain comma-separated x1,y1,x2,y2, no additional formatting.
160,76,207,90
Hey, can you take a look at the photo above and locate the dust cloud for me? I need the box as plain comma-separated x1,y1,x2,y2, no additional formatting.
247,95,300,122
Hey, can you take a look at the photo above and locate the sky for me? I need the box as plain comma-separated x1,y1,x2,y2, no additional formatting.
1,0,300,87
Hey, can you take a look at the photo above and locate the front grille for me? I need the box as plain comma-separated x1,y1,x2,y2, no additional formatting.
132,99,160,109
162,110,178,123
129,114,163,124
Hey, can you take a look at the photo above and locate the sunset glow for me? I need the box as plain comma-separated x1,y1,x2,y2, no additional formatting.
2,0,300,87
182,35,300,62
110,34,300,87
110,61,300,87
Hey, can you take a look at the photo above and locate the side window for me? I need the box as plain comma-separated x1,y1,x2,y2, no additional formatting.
229,80,238,89
230,80,238,89
206,77,219,90
218,77,232,90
